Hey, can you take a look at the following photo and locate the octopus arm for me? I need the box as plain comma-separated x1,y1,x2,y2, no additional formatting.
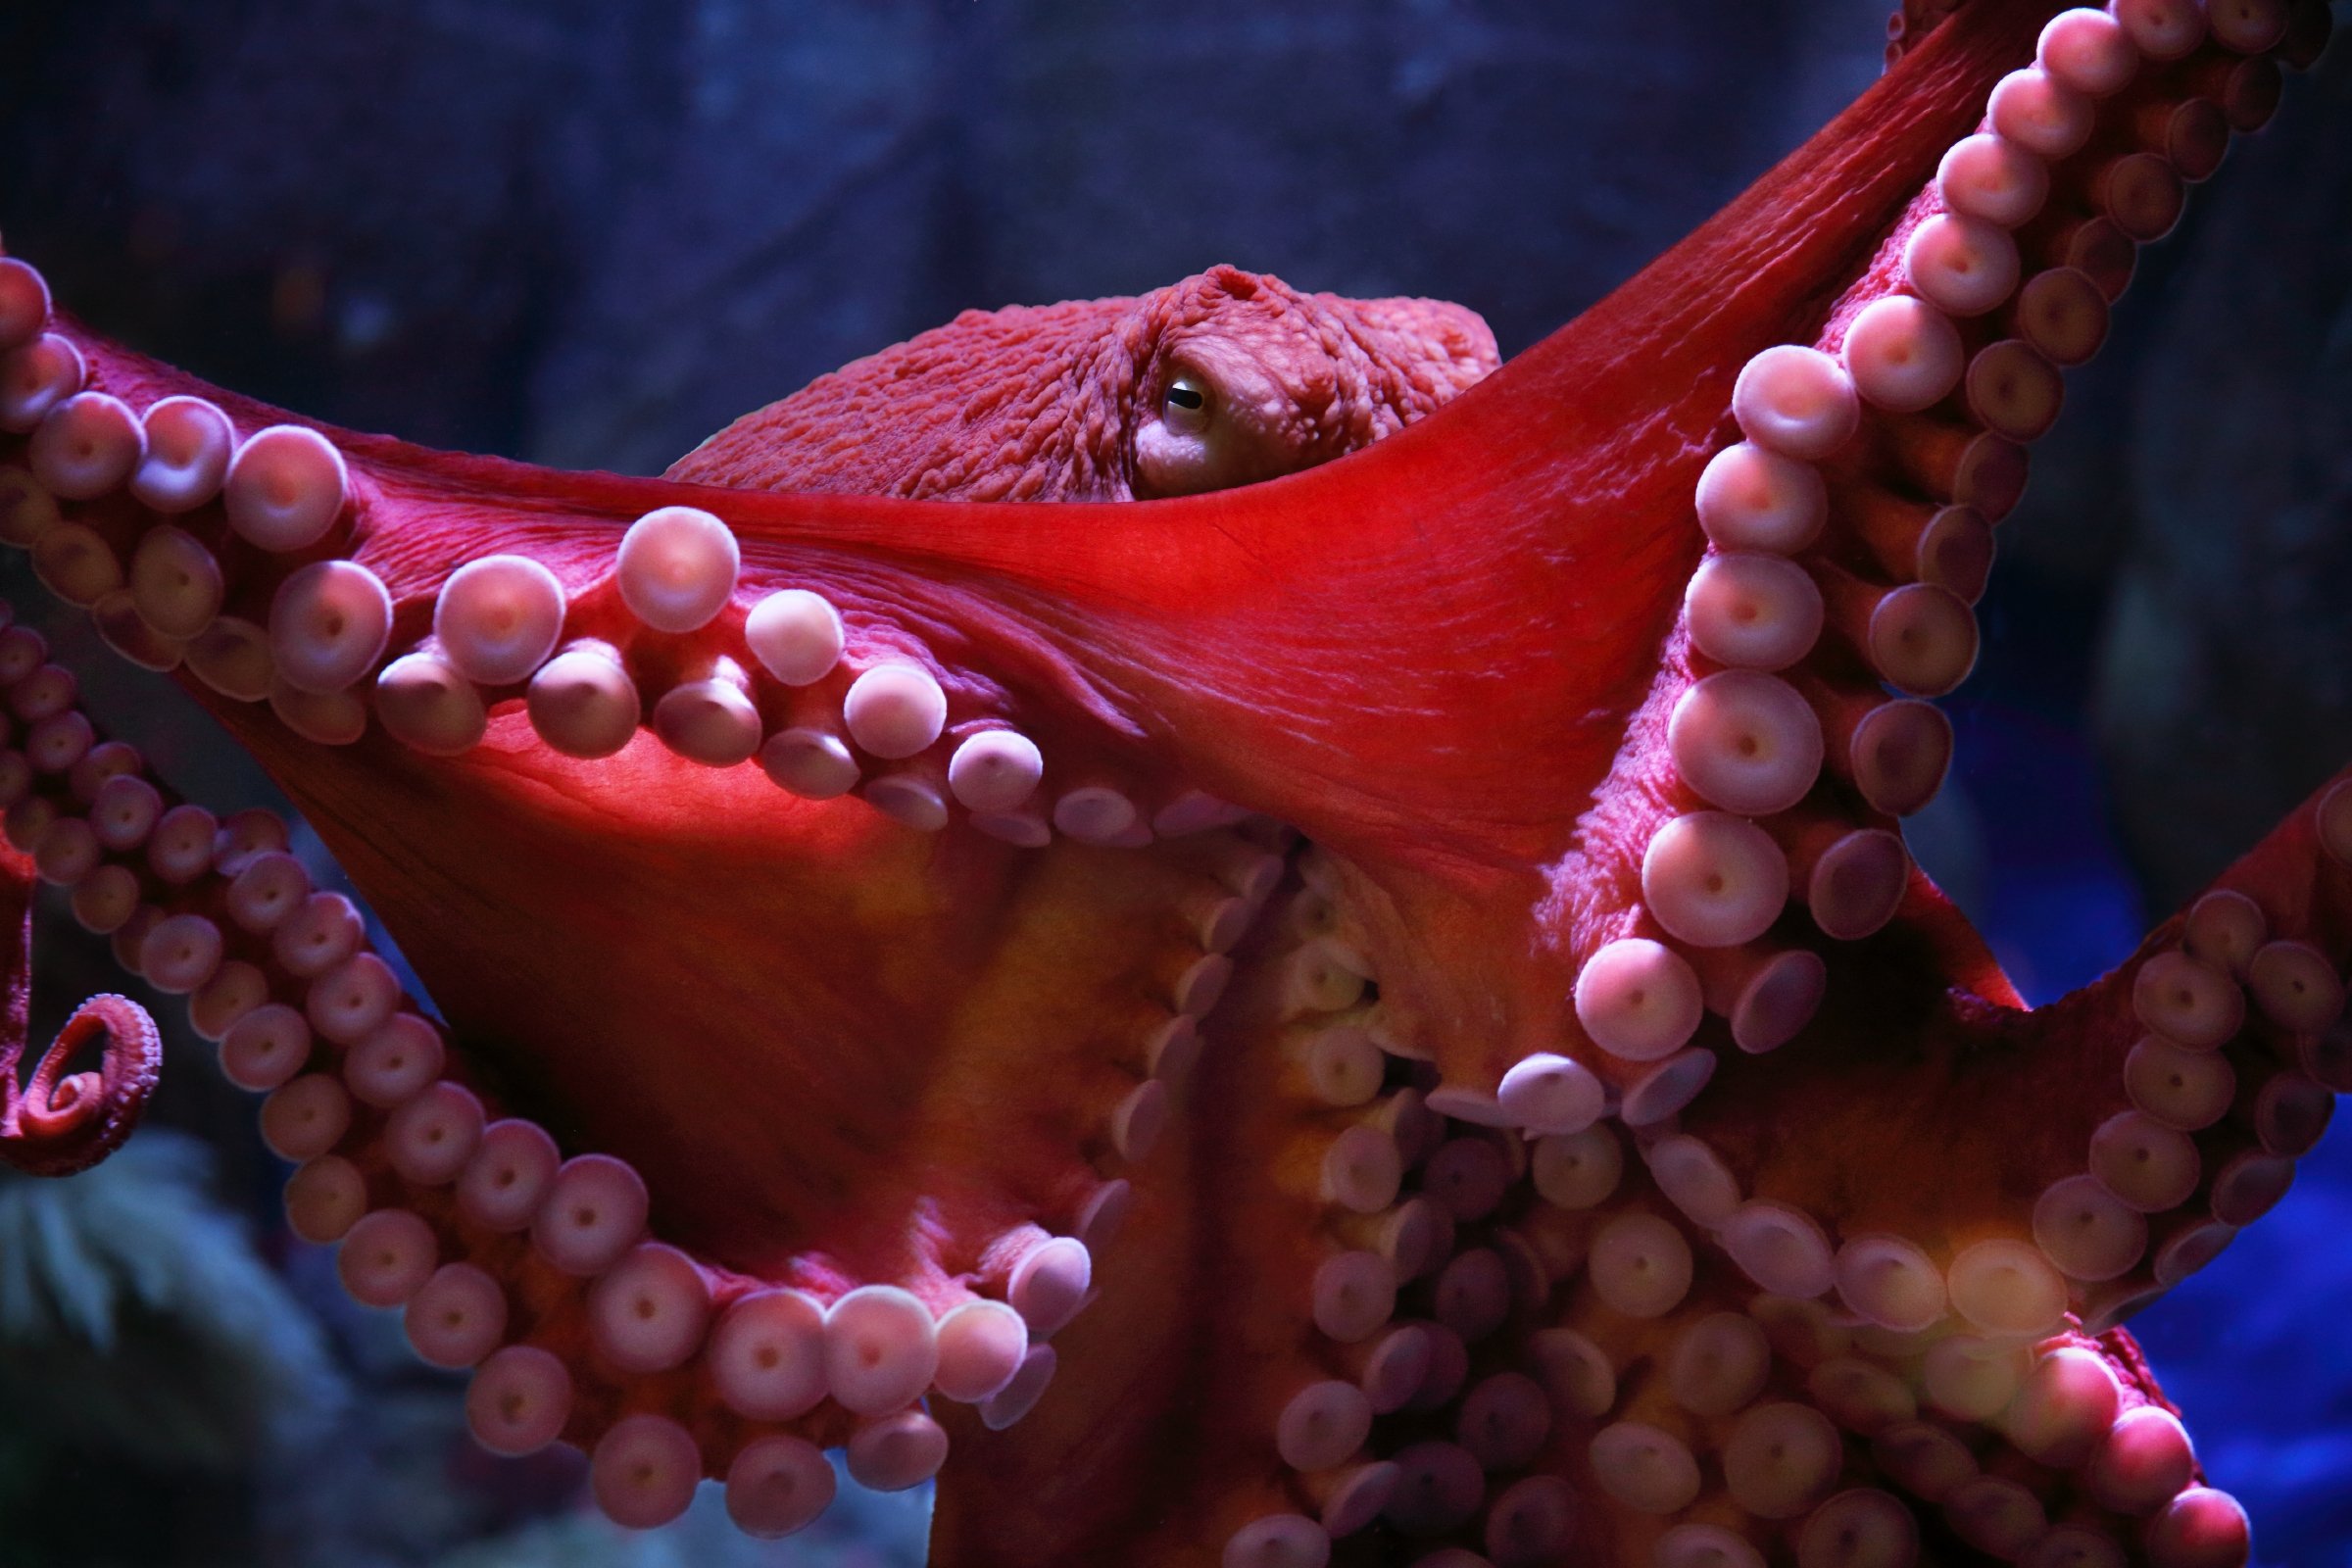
0,840,161,1176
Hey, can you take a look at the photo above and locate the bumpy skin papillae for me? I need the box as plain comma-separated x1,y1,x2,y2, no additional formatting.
0,0,2343,1564
669,264,1501,502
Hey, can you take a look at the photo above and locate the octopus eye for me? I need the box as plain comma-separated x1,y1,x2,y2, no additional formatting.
1136,353,1295,499
1160,375,1212,436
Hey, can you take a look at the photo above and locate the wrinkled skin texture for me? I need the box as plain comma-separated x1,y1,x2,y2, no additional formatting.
1,3,2348,1567
668,264,1499,501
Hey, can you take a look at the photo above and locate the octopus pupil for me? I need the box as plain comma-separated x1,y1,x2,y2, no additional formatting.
1165,384,1204,411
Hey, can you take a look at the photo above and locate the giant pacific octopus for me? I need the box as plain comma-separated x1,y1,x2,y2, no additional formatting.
0,1,2346,1565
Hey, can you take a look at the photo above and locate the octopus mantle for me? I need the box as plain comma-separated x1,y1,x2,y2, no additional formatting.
1,2,2347,1566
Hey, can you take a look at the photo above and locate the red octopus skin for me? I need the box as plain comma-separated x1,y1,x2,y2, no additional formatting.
0,2,2343,1566
669,264,1500,501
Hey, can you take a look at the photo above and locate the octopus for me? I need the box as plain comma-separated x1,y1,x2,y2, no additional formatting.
0,2,2345,1566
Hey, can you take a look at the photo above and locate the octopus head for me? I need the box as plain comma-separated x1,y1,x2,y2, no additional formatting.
668,261,1496,502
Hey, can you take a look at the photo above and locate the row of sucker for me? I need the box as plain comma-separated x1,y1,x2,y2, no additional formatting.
2039,812,2351,1339
0,253,1295,1528
0,268,1248,849
1559,0,2318,1136
1213,1,2330,1563
0,608,1314,1539
1225,813,2342,1564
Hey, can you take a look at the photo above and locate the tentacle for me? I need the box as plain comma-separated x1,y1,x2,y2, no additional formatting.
2017,772,2352,1335
0,983,162,1178
0,644,1291,1537
931,4,2336,1564
0,691,162,1177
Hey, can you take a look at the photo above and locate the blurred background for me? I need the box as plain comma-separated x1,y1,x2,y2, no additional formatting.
0,1,2347,1563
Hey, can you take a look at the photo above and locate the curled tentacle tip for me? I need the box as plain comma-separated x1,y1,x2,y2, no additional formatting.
0,992,161,1175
